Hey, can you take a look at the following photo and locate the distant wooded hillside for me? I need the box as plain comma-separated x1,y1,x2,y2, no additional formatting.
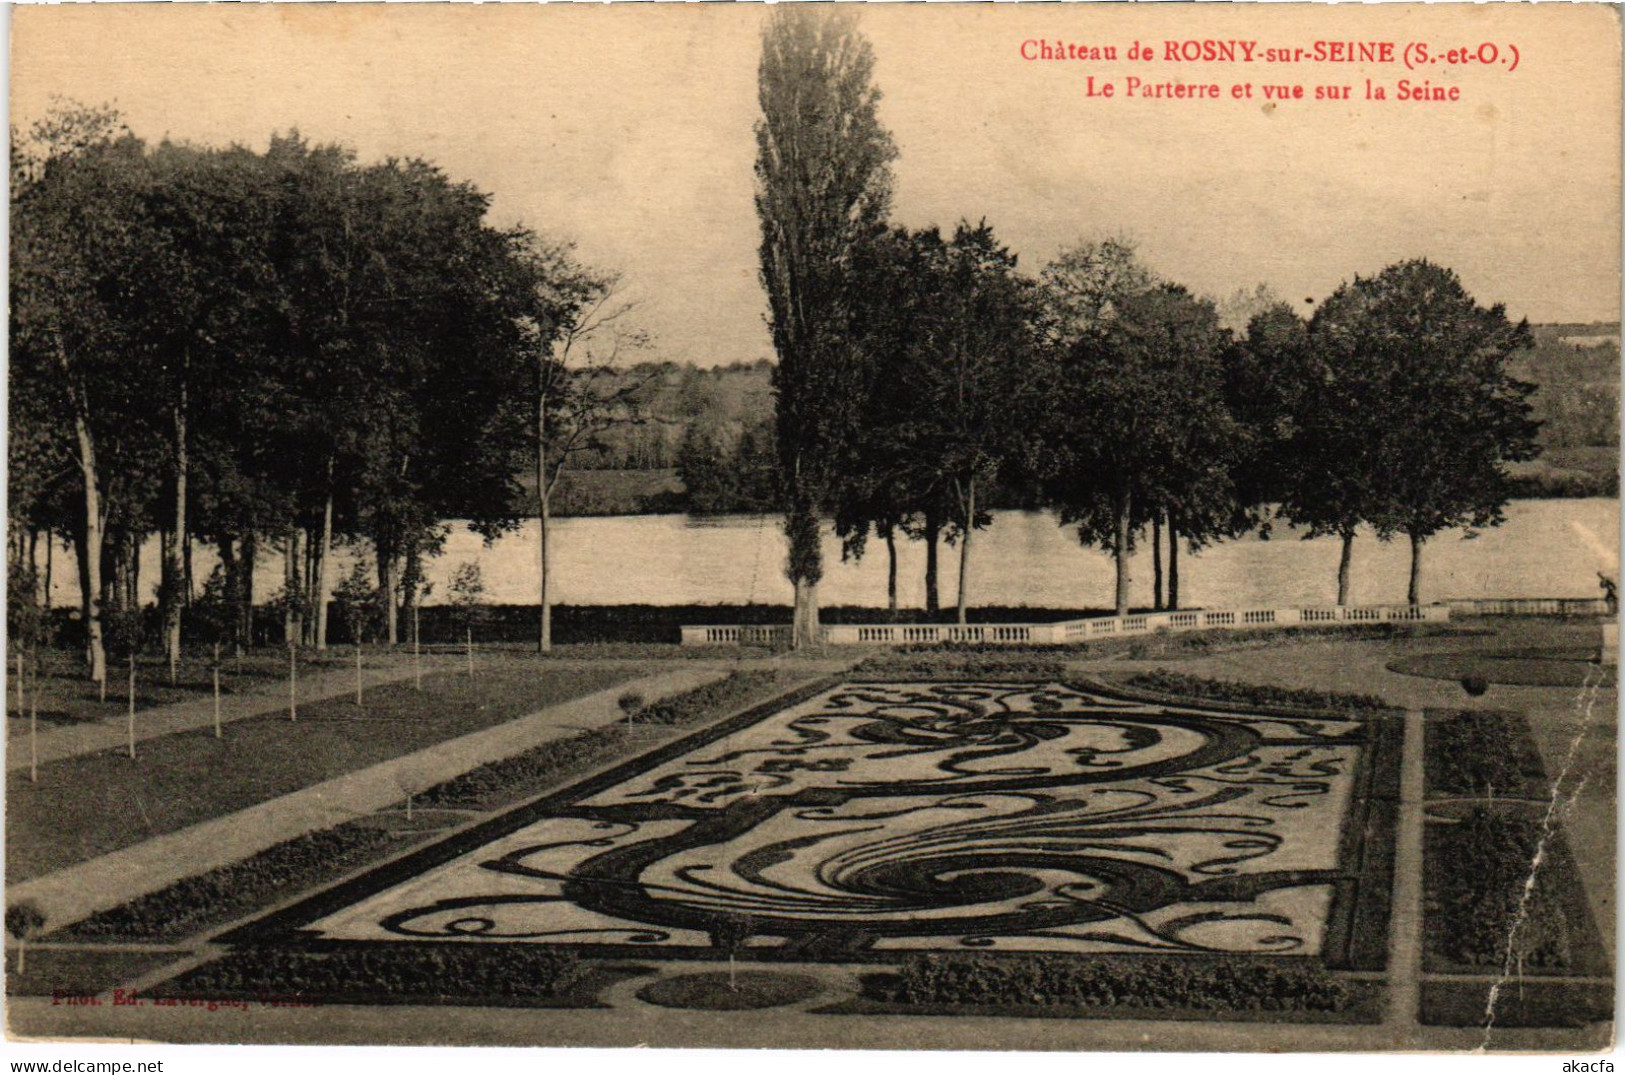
536,325,1619,515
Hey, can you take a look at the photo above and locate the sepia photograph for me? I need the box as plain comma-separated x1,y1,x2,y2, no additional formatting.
4,1,1620,1058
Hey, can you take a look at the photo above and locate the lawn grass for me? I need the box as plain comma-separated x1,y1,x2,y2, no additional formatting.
3,647,351,732
43,671,796,944
1388,650,1614,689
6,663,636,882
636,970,823,1010
1419,979,1614,1031
4,947,186,998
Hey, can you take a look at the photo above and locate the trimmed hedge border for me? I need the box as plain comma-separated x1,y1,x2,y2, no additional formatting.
854,646,1067,681
1106,669,1396,716
419,670,783,809
47,821,396,944
150,944,619,1008
826,955,1383,1024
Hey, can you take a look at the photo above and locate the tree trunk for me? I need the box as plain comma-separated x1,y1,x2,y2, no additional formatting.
164,381,188,682
884,527,898,614
379,548,399,646
1336,528,1355,606
1408,530,1425,605
74,407,106,683
1113,487,1132,617
924,511,941,615
1168,515,1181,611
537,372,553,654
539,483,553,653
956,476,975,625
1151,514,1164,612
315,468,334,650
43,531,53,610
792,577,820,648
786,496,821,649
71,495,103,684
241,530,257,650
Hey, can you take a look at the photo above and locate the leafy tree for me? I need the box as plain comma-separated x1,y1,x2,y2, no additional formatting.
1311,260,1539,603
1042,284,1239,615
11,104,148,684
891,223,1042,623
5,901,46,976
755,6,897,647
518,251,650,652
448,561,487,674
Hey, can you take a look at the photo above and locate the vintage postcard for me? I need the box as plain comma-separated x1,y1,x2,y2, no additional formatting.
5,1,1619,1060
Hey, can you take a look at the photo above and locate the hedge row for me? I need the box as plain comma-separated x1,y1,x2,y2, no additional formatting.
50,822,395,943
419,670,781,809
1427,710,1544,797
158,945,582,1004
888,954,1353,1012
855,647,1068,681
1432,807,1572,970
1121,669,1393,714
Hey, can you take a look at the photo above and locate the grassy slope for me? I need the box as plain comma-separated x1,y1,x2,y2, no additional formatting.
6,663,633,881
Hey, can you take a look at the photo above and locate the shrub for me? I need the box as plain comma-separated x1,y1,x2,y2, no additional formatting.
1434,807,1572,970
888,954,1352,1012
1121,670,1392,714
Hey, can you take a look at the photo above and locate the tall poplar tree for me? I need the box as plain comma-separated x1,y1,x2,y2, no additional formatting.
755,6,896,647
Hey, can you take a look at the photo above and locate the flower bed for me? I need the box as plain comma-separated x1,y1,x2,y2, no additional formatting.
1425,709,1548,798
1423,806,1604,975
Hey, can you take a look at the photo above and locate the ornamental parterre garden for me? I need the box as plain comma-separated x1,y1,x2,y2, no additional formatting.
7,630,1613,1049
153,676,1403,1020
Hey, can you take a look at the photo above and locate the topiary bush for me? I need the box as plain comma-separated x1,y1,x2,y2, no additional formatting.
888,954,1353,1012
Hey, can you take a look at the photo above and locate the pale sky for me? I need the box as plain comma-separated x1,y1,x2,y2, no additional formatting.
12,4,1621,367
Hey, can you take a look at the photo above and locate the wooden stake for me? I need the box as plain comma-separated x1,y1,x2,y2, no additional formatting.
288,644,297,722
413,605,422,691
126,652,136,759
355,641,363,706
29,683,39,784
212,643,222,739
466,625,473,678
14,653,23,718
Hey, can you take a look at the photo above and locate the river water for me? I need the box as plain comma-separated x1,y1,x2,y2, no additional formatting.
48,498,1620,613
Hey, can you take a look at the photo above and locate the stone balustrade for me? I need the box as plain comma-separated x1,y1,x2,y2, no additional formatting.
679,601,1453,647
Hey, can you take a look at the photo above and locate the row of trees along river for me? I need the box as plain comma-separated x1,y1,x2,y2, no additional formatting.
8,11,1616,674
